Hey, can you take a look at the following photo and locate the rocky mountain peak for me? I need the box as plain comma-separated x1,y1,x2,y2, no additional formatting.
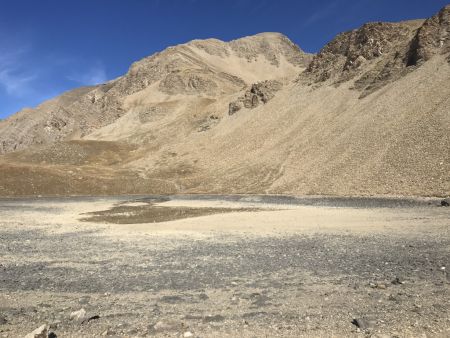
0,33,309,154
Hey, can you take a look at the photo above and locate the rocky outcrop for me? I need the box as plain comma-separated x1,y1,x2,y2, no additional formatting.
405,5,450,66
302,21,423,95
304,21,419,82
301,6,450,98
228,80,282,115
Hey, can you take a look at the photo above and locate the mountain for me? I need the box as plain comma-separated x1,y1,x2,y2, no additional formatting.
0,5,449,197
0,32,310,154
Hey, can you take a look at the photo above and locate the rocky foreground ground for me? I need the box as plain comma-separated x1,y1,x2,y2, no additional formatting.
0,196,449,337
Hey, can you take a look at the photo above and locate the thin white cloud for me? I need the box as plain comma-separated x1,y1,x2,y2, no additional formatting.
0,46,38,97
302,0,340,27
67,62,107,85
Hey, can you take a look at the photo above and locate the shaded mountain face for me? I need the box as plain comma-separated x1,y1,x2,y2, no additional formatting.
0,6,449,197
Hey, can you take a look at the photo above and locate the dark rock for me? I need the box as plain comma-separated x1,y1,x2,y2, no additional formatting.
81,315,100,324
228,102,241,115
48,331,57,338
391,277,404,285
0,315,7,325
441,199,449,207
352,317,376,330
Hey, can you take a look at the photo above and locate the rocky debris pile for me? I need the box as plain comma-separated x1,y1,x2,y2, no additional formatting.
197,114,220,132
228,80,282,115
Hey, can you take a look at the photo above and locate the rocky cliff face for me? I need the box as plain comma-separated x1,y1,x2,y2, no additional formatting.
406,4,450,65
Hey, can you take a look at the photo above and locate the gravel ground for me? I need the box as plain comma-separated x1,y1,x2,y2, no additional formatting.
0,196,449,337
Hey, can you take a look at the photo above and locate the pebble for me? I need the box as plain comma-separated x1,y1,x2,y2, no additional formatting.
183,332,194,337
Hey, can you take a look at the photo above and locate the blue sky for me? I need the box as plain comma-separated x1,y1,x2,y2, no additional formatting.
0,0,448,118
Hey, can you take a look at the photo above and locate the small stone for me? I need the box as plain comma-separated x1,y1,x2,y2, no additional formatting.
441,199,449,207
48,332,57,338
70,308,86,322
0,315,7,325
24,324,47,338
183,332,194,337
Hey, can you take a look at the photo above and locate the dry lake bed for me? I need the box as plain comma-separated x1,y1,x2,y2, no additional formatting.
0,195,449,337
